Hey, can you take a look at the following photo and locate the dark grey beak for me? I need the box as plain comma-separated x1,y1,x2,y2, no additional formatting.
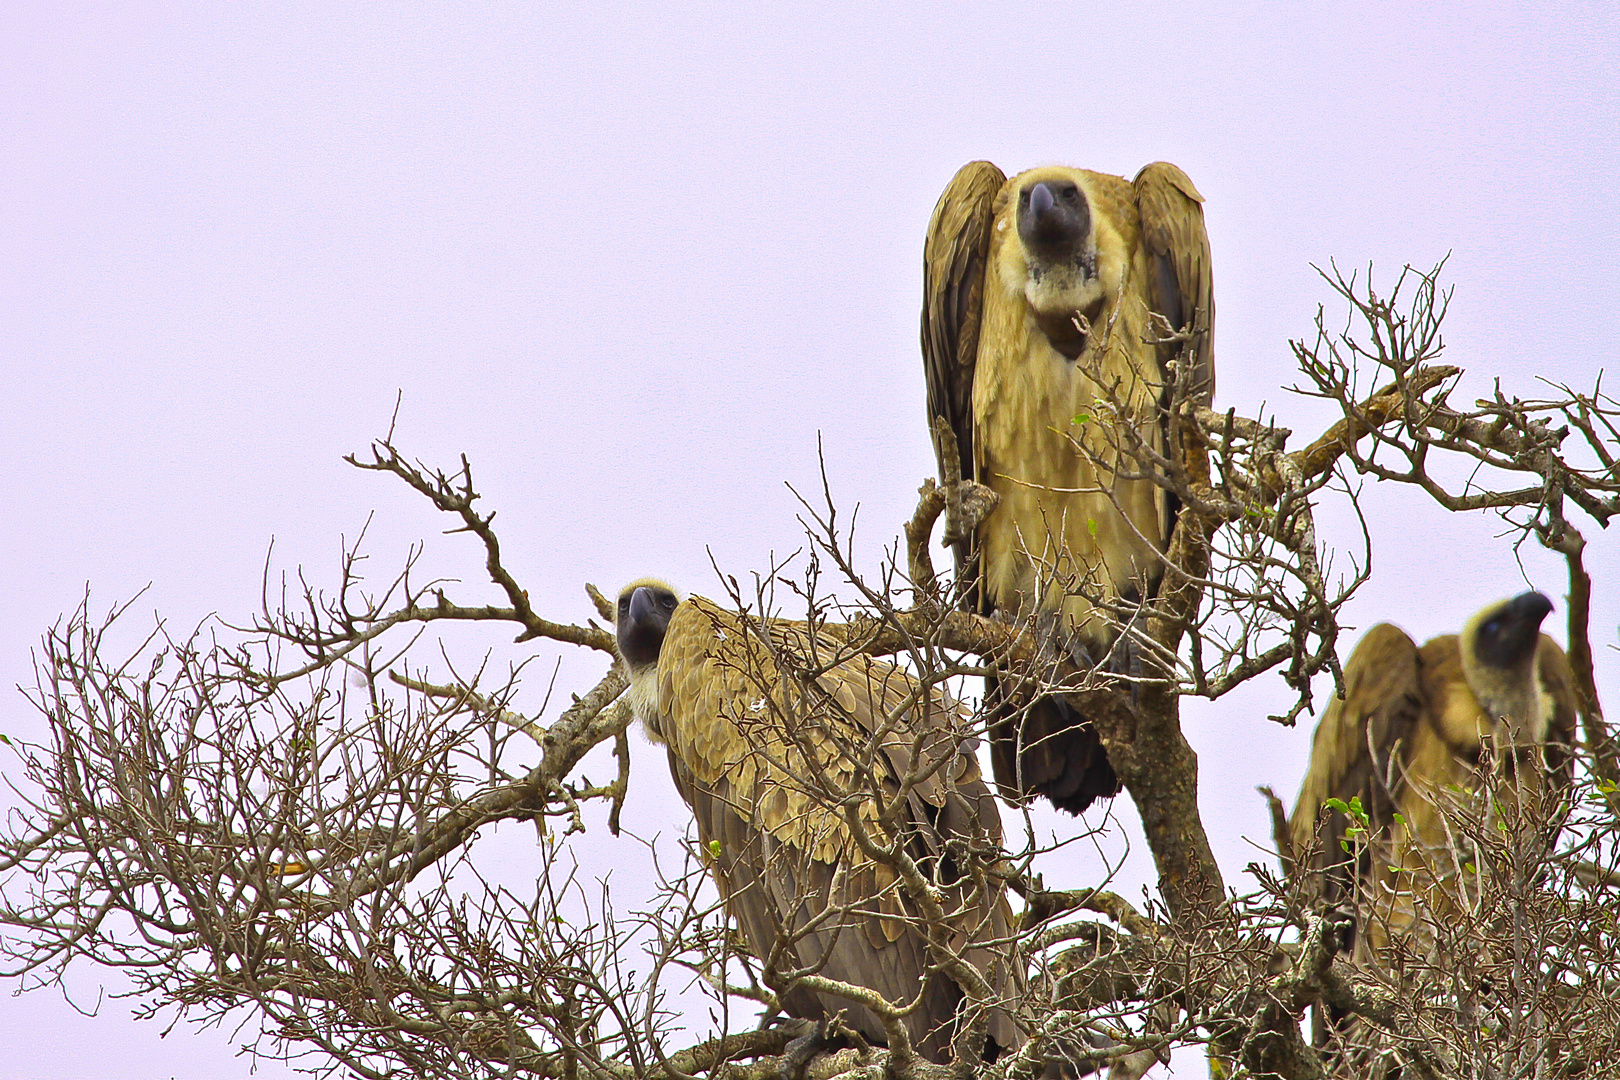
629,585,660,627
1029,181,1055,218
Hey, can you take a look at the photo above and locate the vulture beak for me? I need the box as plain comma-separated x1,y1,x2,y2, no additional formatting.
1507,589,1554,627
629,585,661,628
1030,180,1055,217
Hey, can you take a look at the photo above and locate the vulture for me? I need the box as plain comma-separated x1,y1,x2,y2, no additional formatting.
615,578,1024,1064
920,160,1215,813
1290,591,1579,956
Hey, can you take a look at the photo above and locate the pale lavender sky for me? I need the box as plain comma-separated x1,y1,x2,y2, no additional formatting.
2,3,1616,1077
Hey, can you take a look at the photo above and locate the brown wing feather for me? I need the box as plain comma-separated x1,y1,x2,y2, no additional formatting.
655,597,1020,1059
921,160,1005,575
1291,623,1424,901
1133,162,1215,405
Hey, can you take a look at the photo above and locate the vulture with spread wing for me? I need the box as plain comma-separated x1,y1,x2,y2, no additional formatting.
1290,591,1579,955
615,579,1023,1064
921,160,1215,813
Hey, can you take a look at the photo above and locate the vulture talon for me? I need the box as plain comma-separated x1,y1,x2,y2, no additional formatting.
941,478,999,548
777,1019,833,1080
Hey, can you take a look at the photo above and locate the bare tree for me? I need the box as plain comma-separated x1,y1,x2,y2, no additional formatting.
2,262,1616,1078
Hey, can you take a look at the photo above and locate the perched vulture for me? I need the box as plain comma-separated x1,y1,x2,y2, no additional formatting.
1290,591,1579,955
615,579,1023,1064
920,160,1215,813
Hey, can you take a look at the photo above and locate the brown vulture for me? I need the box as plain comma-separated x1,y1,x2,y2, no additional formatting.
920,160,1215,813
615,578,1023,1064
1290,591,1579,956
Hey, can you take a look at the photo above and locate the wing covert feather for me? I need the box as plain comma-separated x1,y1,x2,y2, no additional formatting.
659,598,975,857
1133,161,1215,404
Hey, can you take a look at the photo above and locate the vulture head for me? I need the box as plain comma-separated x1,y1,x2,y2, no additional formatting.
1009,166,1106,358
1460,590,1556,747
614,577,682,737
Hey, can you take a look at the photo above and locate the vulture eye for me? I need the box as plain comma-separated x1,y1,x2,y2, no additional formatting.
1483,618,1501,637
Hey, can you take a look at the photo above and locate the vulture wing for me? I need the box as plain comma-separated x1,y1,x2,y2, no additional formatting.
921,160,1005,577
1291,622,1425,901
1133,161,1215,405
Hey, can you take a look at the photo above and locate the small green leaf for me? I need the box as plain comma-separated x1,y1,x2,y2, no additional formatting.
1324,796,1369,829
1087,518,1099,538
0,733,11,747
1072,412,1092,426
707,839,723,859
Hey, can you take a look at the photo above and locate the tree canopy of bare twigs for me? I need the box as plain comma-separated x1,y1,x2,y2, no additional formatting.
3,262,1617,1079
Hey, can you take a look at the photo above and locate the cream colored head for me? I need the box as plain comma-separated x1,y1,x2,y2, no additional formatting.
998,166,1123,344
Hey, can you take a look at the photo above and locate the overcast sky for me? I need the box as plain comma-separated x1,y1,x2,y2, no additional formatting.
2,3,1616,1077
